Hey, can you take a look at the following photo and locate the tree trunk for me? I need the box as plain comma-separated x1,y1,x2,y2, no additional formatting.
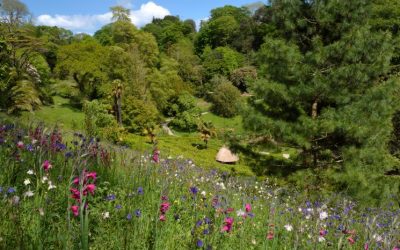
311,99,318,168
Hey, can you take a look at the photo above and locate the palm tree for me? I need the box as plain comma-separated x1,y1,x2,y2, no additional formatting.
198,121,217,148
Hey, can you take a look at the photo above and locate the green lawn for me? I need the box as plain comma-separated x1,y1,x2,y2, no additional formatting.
20,96,84,130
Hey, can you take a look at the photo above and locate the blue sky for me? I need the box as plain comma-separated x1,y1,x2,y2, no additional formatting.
21,0,263,34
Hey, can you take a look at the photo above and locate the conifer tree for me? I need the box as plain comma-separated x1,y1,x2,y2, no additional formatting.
242,0,400,201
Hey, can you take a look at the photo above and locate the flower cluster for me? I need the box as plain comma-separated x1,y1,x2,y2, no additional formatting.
70,170,97,217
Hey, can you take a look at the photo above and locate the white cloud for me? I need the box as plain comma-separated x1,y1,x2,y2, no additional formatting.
35,1,170,33
130,2,170,27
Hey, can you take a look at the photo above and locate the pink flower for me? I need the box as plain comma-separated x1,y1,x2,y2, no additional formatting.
348,237,355,245
86,172,97,180
160,202,170,214
42,160,52,171
266,232,274,240
159,214,166,221
225,207,234,214
221,217,234,233
73,177,79,185
152,149,160,163
85,184,96,195
17,141,24,149
71,205,79,217
364,243,369,250
319,229,328,237
393,247,400,250
70,188,80,201
245,203,251,213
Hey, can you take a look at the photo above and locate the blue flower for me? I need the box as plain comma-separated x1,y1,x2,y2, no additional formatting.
115,204,122,210
203,229,209,235
137,187,144,195
204,217,211,224
196,239,203,248
105,194,116,201
7,187,15,194
65,151,73,158
126,213,132,220
135,209,141,217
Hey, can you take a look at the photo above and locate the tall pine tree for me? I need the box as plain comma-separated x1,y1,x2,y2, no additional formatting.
242,0,400,202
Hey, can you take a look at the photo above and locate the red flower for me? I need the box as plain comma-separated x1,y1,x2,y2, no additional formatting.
266,232,274,240
160,202,170,214
42,160,52,171
70,188,80,201
86,172,97,180
221,217,234,233
85,184,96,195
348,237,355,245
159,214,166,221
71,205,79,217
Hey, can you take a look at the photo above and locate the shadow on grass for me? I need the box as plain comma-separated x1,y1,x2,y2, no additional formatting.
191,143,207,150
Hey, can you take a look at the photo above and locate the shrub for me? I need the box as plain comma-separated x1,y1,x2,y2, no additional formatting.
167,93,200,131
122,97,159,133
210,81,241,117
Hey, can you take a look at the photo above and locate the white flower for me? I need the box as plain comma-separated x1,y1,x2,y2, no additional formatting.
318,236,326,242
23,179,31,186
27,169,34,175
201,191,206,196
39,208,44,216
373,234,383,242
319,211,328,220
305,215,311,220
41,176,48,183
251,239,257,245
282,153,290,159
24,190,34,197
102,211,110,219
284,224,293,232
48,181,56,190
236,209,246,217
32,139,38,144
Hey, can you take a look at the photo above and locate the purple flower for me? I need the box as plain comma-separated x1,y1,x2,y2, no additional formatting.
203,229,209,235
190,186,198,195
127,213,132,220
137,187,144,195
196,239,203,248
115,204,122,210
135,209,141,217
196,220,203,227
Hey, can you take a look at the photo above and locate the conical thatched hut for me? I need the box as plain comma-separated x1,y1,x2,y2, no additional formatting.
216,146,239,164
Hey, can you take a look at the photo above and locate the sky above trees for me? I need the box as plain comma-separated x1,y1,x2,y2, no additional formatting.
22,0,263,33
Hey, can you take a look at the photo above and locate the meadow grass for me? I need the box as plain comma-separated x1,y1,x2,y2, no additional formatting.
0,123,398,249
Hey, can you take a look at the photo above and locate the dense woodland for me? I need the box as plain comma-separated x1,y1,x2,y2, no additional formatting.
1,0,400,204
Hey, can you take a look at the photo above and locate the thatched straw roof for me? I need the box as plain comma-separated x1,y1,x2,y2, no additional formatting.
216,146,239,163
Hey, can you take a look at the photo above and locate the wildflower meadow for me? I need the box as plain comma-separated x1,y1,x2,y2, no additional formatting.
0,123,399,249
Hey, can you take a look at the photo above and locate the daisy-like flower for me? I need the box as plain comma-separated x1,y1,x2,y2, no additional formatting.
102,211,110,219
23,179,31,186
42,176,48,183
27,169,34,175
284,224,293,232
236,209,246,217
48,181,56,190
319,211,328,220
24,190,34,197
201,191,206,196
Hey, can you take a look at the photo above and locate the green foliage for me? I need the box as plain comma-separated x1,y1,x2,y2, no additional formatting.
202,46,244,80
122,97,159,133
8,79,41,113
83,100,120,141
55,39,106,98
210,81,241,118
229,66,257,92
241,0,399,201
168,93,201,132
